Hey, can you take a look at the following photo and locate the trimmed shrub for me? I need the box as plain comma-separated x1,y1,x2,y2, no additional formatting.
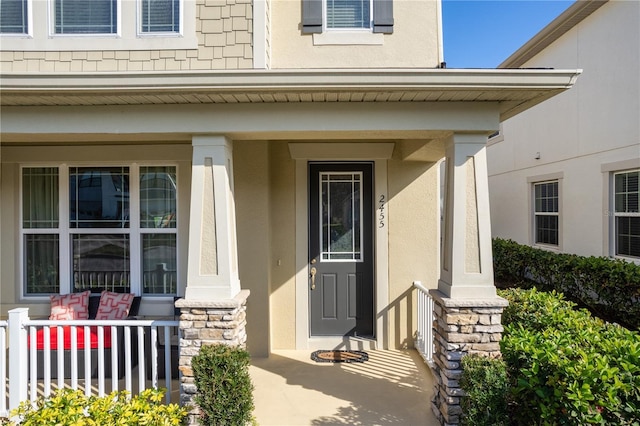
9,388,187,425
493,238,640,329
191,344,255,426
500,288,640,425
459,354,509,426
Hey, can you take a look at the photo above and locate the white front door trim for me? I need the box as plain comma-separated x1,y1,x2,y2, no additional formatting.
290,143,393,350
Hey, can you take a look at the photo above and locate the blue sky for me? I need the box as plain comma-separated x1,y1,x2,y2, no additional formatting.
442,0,575,68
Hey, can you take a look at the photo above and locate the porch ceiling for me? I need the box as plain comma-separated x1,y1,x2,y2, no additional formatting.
0,68,581,121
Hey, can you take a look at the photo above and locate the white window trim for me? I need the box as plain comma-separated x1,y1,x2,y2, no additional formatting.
19,162,180,301
607,168,640,262
1,0,197,51
528,173,563,251
314,0,382,45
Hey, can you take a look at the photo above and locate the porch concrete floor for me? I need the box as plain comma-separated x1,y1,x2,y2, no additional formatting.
249,349,438,426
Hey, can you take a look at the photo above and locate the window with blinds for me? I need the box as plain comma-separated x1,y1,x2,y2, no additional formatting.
54,0,117,34
533,180,559,246
0,0,28,34
326,0,371,30
614,170,639,258
141,0,180,33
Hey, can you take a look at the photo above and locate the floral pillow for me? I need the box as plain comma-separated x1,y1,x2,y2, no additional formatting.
95,291,135,320
49,291,91,320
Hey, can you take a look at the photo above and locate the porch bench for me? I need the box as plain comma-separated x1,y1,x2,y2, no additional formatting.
29,295,141,379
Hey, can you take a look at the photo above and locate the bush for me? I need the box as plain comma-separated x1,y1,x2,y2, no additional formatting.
9,388,187,425
500,288,640,425
459,354,509,426
191,344,255,426
493,238,640,329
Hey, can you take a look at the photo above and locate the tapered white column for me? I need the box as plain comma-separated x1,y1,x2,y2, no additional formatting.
185,135,240,300
438,133,495,299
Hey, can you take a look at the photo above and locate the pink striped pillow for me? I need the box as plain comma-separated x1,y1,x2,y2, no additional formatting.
49,291,90,320
95,291,135,320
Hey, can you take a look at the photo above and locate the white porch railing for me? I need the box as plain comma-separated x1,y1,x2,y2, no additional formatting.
414,281,435,367
1,309,179,418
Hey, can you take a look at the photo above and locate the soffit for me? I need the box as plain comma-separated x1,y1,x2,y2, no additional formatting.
0,68,581,121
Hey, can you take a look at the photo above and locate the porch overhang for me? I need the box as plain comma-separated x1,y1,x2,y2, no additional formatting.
0,68,581,122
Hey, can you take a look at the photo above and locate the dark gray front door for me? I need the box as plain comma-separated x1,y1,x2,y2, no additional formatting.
309,163,374,336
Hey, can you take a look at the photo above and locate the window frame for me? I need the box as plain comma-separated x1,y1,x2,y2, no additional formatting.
19,162,179,299
0,0,31,36
323,0,373,33
51,0,119,36
137,0,182,36
0,0,196,51
528,173,563,250
611,168,640,260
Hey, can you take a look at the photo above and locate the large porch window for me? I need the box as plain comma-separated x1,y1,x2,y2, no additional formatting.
21,164,178,296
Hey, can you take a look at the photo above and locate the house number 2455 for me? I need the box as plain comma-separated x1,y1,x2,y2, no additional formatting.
378,194,386,228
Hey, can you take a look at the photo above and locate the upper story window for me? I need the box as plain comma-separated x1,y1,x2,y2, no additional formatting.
1,0,196,50
302,0,393,35
140,0,180,33
533,180,559,246
54,0,117,34
21,164,178,297
326,0,371,30
0,0,28,34
613,169,639,259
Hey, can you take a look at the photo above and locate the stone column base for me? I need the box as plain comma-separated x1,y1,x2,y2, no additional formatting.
175,289,250,425
429,290,508,426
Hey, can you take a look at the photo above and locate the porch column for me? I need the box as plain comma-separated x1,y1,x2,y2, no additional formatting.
430,133,508,425
178,135,249,425
185,135,240,300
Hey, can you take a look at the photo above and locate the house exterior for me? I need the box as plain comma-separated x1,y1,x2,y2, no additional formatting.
1,0,581,422
488,0,639,262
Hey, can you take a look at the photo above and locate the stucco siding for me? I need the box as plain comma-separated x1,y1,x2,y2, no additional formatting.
270,0,440,69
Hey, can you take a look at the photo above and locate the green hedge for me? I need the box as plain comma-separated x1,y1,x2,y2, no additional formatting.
492,238,640,330
499,288,640,425
459,355,508,426
192,344,255,426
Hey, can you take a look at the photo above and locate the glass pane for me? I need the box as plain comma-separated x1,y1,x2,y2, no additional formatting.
24,235,59,294
535,215,558,246
72,234,130,293
616,217,640,258
142,234,177,294
0,0,28,34
327,0,370,29
141,0,180,33
615,171,639,213
534,181,558,213
55,0,117,34
70,167,129,228
140,166,177,228
23,168,59,229
320,172,362,261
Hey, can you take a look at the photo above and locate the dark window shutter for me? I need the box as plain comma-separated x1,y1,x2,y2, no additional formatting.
372,0,393,33
302,0,322,33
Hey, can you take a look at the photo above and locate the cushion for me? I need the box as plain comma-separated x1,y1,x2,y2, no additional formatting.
49,291,90,320
95,291,134,320
29,326,113,350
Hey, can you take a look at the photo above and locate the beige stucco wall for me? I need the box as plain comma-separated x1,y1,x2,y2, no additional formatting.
0,0,253,72
270,0,441,68
488,0,640,257
0,143,192,319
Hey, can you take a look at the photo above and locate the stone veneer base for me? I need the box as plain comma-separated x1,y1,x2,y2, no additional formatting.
175,289,250,426
429,290,508,426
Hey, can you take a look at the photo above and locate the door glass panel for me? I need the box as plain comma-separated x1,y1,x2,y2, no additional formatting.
142,234,177,294
140,166,177,228
320,172,363,261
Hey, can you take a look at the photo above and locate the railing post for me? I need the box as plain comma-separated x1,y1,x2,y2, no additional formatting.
8,308,29,412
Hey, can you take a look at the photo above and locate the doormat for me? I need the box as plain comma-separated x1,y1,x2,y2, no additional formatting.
311,350,369,363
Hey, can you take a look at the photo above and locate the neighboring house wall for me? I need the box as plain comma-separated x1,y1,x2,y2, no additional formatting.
488,0,640,259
